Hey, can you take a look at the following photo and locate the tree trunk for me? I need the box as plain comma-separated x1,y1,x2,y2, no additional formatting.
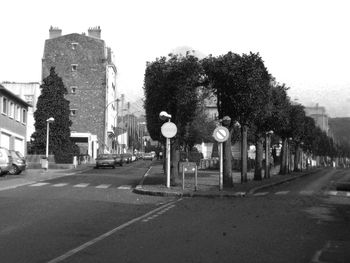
265,134,271,179
241,125,248,183
294,145,301,172
223,130,233,187
254,136,263,181
279,138,288,175
170,140,180,186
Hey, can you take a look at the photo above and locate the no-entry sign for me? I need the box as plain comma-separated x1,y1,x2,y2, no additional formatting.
161,122,177,138
213,126,229,142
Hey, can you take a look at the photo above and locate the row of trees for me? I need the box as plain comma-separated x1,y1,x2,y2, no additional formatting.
144,51,350,187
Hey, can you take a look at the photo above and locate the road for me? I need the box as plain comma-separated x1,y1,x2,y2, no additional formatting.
0,163,349,263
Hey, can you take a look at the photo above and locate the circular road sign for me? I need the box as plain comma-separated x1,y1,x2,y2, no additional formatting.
213,126,229,142
161,122,177,138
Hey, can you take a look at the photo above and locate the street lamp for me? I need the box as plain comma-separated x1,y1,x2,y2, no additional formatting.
45,117,54,170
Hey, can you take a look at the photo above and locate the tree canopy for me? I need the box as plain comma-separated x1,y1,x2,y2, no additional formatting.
31,67,77,163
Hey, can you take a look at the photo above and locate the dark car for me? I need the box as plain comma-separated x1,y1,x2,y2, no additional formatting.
111,154,124,166
121,153,132,164
8,150,26,175
95,154,119,169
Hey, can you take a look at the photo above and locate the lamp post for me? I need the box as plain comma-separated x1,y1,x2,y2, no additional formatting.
45,117,54,170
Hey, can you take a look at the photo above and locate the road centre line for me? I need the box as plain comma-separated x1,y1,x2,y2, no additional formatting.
117,185,132,189
95,184,111,189
47,198,182,263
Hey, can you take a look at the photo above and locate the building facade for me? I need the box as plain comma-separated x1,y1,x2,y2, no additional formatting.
0,85,30,155
42,26,117,159
1,82,40,142
304,103,329,135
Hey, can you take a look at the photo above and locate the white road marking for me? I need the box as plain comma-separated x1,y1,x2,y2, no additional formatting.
117,185,132,190
95,184,111,189
73,183,89,188
346,192,350,197
47,199,182,263
254,192,269,196
29,182,50,187
275,191,289,195
328,190,338,196
52,183,68,187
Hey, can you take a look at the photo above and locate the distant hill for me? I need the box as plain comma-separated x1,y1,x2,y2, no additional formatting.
329,117,350,144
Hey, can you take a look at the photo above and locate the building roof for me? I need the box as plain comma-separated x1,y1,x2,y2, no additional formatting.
0,85,32,108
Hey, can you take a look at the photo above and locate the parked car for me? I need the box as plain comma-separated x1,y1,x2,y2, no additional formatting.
143,152,154,160
121,153,132,164
131,154,137,162
111,154,124,166
95,154,119,169
0,147,13,176
8,150,26,175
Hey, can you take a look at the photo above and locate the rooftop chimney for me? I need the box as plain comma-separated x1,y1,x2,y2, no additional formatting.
49,26,62,39
88,26,101,39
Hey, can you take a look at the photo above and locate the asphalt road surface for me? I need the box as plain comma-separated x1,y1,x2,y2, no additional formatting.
0,164,349,263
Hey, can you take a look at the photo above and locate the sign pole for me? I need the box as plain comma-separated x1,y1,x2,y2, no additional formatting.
219,142,223,191
166,137,171,188
212,126,229,191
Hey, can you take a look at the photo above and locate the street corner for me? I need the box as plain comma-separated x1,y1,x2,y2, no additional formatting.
133,184,186,197
132,184,249,198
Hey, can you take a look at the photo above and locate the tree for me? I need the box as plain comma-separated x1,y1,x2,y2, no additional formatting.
144,52,204,185
31,67,76,163
202,52,271,185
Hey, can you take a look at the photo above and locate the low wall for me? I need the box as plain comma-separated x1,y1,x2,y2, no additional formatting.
26,154,74,169
27,162,74,169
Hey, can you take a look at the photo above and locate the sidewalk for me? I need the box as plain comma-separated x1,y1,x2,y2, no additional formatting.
133,161,321,198
0,164,93,191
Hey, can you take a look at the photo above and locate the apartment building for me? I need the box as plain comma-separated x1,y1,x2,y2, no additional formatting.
42,26,117,159
1,82,40,142
0,85,30,155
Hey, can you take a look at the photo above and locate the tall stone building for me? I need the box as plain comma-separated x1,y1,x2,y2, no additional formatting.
42,26,117,159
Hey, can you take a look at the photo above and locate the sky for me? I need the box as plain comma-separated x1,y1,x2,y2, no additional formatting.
1,0,349,117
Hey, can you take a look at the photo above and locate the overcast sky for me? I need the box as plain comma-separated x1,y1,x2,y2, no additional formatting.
1,0,349,117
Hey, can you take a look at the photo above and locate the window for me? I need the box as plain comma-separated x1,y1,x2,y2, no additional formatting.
16,106,21,121
71,86,77,94
70,109,77,116
9,102,14,118
22,109,26,124
24,95,34,104
71,64,78,71
71,42,78,50
2,97,8,114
